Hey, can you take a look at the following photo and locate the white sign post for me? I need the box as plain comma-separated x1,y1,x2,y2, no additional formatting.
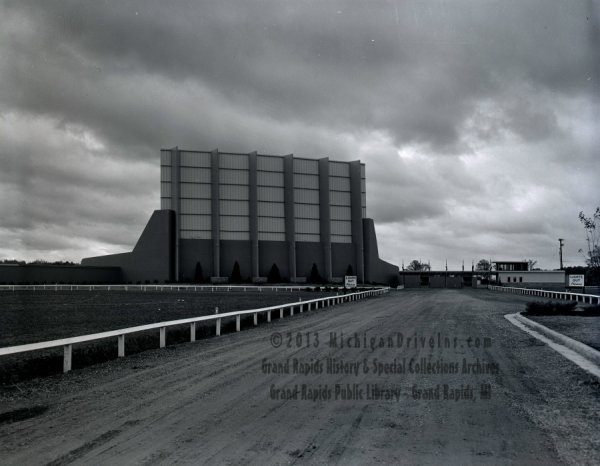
345,275,357,289
568,275,584,287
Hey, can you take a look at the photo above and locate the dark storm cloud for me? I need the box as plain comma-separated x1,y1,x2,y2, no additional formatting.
0,0,598,266
3,0,596,153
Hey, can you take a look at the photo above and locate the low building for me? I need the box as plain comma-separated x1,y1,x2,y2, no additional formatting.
496,270,565,290
0,264,120,285
491,261,565,290
399,271,474,288
494,261,528,272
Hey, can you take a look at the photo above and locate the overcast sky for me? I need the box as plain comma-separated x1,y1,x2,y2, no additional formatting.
1,0,598,271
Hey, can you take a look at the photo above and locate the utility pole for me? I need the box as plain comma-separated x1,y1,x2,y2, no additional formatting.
445,259,448,287
558,238,564,270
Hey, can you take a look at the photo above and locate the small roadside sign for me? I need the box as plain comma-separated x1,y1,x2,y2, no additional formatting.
345,276,357,289
568,275,584,287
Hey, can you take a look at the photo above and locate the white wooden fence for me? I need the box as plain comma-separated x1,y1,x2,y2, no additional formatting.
488,285,600,305
0,288,389,373
0,284,363,293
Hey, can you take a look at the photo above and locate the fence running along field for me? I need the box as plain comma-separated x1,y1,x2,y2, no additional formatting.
0,284,367,293
0,288,389,373
488,285,600,305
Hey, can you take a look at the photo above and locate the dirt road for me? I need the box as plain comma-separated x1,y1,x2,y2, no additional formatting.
1,289,599,465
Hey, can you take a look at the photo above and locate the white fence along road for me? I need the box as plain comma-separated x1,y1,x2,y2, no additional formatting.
0,288,389,373
488,285,600,305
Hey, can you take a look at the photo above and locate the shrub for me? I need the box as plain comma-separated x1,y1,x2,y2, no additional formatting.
524,301,577,315
230,261,242,284
194,262,205,284
267,263,281,283
525,301,600,316
309,263,324,284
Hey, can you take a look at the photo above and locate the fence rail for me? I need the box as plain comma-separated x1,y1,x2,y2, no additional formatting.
488,285,600,305
0,288,389,373
0,284,371,293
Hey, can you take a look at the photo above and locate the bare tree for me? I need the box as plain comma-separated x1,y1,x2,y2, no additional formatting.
406,260,430,271
579,207,600,269
475,259,491,271
475,259,492,281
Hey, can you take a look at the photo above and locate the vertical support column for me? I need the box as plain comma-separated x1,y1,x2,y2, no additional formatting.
249,151,259,279
118,335,125,357
284,155,296,282
319,158,332,282
63,344,72,373
253,313,258,326
171,147,181,282
236,315,241,332
267,310,271,322
211,149,221,278
350,161,365,284
190,322,196,342
160,327,166,348
280,308,284,319
216,318,221,336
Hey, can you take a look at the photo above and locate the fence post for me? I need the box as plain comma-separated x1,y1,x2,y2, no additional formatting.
280,308,284,319
118,335,125,357
290,306,294,316
160,327,166,348
216,318,221,336
254,313,258,326
63,344,72,373
267,310,271,322
236,315,241,332
190,322,196,342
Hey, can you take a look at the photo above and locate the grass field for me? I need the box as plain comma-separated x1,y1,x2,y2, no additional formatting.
0,289,333,383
